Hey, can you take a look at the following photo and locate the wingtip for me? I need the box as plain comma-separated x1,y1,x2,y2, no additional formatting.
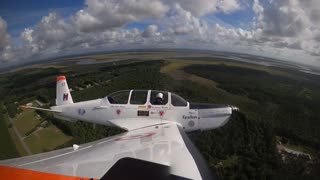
20,105,28,109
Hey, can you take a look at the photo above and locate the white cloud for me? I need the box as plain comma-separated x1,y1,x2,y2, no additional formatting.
142,25,159,37
20,13,73,57
217,0,241,14
251,0,320,57
0,17,13,62
254,0,310,37
17,12,147,60
165,5,208,36
73,0,168,32
164,0,241,17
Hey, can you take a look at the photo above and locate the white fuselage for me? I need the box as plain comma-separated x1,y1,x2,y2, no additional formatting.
51,91,233,132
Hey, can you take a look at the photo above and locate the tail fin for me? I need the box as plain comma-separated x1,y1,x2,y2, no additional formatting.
56,76,74,106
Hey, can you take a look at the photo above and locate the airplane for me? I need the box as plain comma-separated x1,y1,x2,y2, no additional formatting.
0,75,238,180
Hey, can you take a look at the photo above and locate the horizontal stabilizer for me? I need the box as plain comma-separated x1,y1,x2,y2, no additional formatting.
20,105,61,113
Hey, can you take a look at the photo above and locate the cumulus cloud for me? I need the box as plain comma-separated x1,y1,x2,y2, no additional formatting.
164,0,241,17
20,13,73,57
252,0,320,57
216,0,241,14
254,0,310,37
142,25,159,37
165,4,209,36
0,17,13,62
18,12,146,59
73,0,167,32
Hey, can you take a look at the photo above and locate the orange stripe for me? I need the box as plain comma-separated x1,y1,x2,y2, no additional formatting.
0,165,96,180
57,76,66,81
20,105,28,109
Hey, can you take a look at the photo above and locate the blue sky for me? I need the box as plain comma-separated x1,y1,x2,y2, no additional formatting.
0,0,319,66
0,0,83,38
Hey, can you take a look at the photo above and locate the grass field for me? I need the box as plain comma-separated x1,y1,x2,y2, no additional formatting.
24,125,73,154
14,109,42,136
8,127,28,156
1,106,28,156
220,155,239,168
284,144,317,159
161,60,293,78
160,61,190,73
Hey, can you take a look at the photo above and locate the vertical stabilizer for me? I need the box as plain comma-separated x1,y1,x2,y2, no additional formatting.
56,76,74,106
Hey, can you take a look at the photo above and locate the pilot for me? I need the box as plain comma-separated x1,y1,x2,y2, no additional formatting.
154,93,164,105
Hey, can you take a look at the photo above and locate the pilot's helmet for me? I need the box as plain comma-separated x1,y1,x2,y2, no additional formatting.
156,92,164,100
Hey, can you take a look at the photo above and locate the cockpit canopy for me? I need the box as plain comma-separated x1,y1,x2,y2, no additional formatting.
105,90,188,107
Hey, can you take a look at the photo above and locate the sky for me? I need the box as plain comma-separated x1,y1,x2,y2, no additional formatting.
0,0,320,67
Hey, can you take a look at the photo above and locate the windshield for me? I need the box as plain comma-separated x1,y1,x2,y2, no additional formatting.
129,90,148,105
107,90,130,104
171,93,188,107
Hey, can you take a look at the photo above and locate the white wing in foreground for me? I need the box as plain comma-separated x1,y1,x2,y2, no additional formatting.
0,123,213,180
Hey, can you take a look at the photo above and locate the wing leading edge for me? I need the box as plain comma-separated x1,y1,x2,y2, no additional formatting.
0,123,213,180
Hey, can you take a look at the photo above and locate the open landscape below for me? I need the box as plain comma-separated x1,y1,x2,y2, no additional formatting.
0,50,320,179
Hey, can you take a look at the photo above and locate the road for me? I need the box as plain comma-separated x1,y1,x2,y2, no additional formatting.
35,100,44,106
277,143,311,160
6,113,32,155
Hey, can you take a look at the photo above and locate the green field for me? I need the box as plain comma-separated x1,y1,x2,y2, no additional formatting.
284,143,317,158
160,60,293,77
8,127,28,156
219,155,239,168
14,109,42,136
24,125,73,154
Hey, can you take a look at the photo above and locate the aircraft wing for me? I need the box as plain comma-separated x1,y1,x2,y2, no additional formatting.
0,123,213,180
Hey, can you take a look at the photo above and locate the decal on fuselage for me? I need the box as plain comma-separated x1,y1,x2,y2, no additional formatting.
182,115,197,120
78,108,86,116
188,120,195,127
137,110,149,116
150,110,158,114
150,110,165,116
116,109,121,115
63,93,68,101
150,106,169,109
